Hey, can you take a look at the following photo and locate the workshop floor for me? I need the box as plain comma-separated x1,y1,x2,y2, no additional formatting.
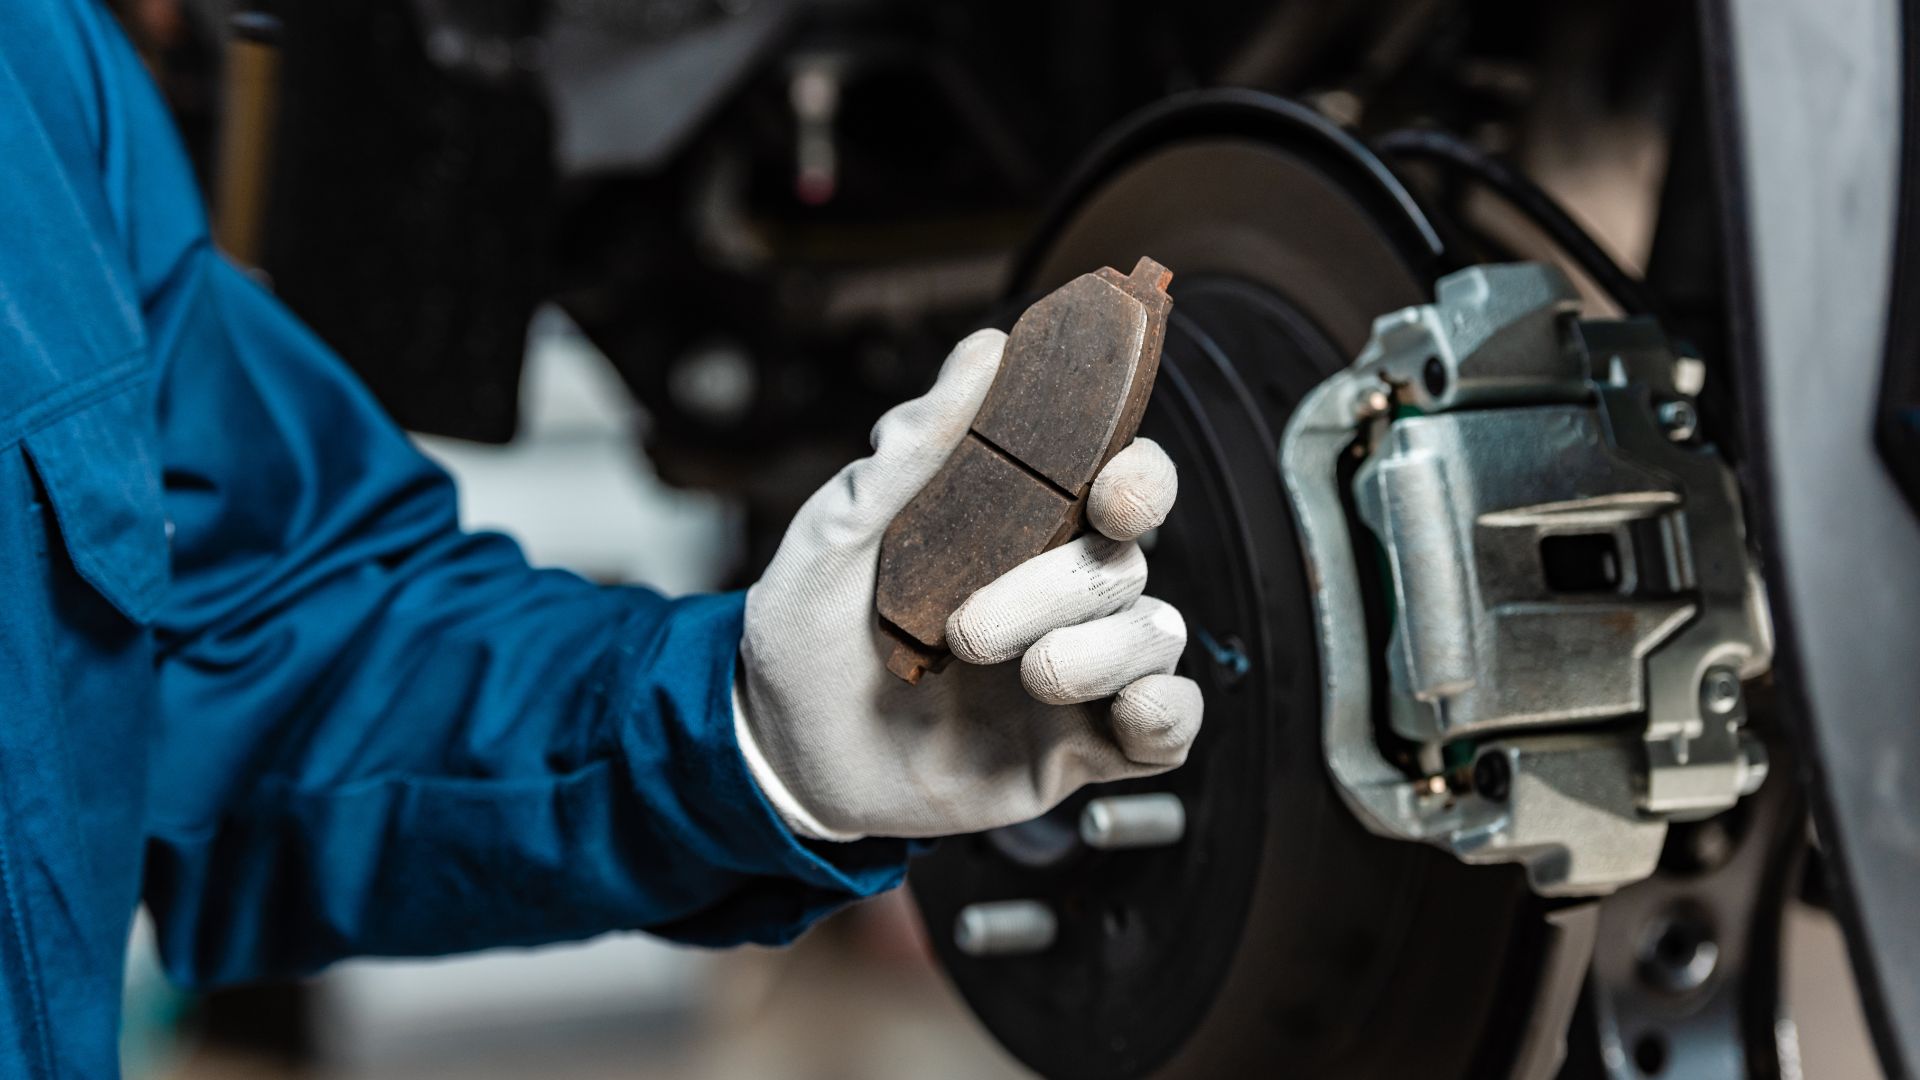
167,893,1024,1080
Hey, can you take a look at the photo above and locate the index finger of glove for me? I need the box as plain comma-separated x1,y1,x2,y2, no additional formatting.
946,534,1147,666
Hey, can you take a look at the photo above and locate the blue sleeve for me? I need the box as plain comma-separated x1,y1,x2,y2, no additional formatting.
62,2,908,986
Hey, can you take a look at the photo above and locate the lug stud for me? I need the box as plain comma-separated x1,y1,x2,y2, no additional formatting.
1079,794,1187,850
954,901,1056,957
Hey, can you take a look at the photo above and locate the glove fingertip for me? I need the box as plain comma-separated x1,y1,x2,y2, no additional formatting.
868,328,1005,454
923,329,1008,427
1134,595,1187,649
1111,674,1203,767
1019,637,1079,705
952,325,1009,361
1089,438,1179,541
946,596,1012,666
850,328,1009,526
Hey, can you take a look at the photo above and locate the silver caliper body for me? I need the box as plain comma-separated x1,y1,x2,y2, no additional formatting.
1281,263,1772,895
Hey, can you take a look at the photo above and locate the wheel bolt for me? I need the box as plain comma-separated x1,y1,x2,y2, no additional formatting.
1079,794,1187,850
954,901,1056,957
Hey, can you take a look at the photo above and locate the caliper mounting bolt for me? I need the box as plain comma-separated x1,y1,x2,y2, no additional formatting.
1472,750,1512,802
1658,399,1700,442
1700,667,1742,716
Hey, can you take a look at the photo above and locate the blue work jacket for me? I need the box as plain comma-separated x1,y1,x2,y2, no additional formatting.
0,3,907,1074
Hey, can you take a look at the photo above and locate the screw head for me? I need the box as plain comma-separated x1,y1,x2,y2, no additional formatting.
1353,386,1392,420
1658,399,1699,441
1701,667,1742,716
1637,905,1720,993
1472,751,1512,802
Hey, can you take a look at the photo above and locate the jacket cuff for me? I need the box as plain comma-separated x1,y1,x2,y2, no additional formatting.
614,590,909,946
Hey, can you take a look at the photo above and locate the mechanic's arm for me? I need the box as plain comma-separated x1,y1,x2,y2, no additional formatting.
144,249,906,982
79,2,1199,988
82,20,906,984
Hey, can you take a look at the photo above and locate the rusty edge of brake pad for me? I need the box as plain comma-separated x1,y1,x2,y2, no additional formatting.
874,256,1174,683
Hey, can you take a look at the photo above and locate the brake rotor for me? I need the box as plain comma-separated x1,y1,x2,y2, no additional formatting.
909,92,1563,1079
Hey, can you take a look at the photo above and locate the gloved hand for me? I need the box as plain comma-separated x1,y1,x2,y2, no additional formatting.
735,328,1203,841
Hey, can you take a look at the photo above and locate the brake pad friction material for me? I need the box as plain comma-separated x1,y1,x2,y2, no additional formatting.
877,256,1173,683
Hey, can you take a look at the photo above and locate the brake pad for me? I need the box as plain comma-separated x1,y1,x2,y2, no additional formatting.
876,256,1173,683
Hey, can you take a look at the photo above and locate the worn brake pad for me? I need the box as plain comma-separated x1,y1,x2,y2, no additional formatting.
875,256,1173,683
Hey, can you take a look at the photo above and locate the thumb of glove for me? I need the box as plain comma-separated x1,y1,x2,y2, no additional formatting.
831,328,1005,533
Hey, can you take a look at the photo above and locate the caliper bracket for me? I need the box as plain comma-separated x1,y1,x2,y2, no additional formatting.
1281,263,1772,895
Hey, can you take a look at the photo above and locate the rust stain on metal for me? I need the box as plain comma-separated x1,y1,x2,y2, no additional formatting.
876,257,1174,682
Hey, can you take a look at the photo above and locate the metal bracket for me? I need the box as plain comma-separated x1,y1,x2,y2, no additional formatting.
1281,263,1772,895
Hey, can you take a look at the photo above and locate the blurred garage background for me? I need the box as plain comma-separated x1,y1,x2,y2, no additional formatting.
105,0,1897,1075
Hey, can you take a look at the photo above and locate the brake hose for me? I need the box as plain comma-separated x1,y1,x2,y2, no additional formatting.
1375,127,1659,317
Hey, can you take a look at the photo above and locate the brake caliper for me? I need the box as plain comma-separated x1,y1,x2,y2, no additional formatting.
1282,263,1772,895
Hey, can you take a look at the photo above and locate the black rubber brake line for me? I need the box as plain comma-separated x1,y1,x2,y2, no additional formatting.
1375,127,1660,317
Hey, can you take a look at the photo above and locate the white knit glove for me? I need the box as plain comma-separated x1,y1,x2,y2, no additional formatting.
735,329,1203,841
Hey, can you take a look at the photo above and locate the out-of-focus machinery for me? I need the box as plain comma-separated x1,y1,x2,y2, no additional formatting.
126,0,1920,1076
